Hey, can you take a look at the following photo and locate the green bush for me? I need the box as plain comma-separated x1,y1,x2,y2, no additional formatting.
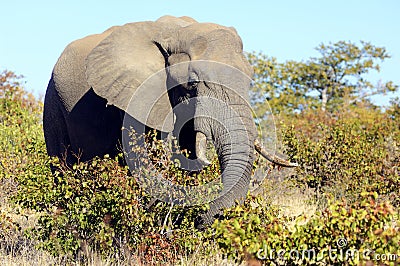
281,110,399,207
212,192,399,265
0,70,46,189
13,127,224,264
0,71,208,263
15,146,216,263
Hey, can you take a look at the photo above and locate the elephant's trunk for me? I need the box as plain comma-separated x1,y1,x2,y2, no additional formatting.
194,88,256,225
202,123,255,225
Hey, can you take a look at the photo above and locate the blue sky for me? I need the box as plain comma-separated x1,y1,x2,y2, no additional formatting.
1,0,399,106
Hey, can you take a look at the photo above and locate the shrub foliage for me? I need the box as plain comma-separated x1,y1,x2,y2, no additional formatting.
1,70,399,265
212,192,399,265
281,109,399,207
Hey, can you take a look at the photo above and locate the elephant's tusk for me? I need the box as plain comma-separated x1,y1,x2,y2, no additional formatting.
195,132,211,166
254,139,298,167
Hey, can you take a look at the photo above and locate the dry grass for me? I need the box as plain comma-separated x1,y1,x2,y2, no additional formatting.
0,233,245,266
252,167,317,217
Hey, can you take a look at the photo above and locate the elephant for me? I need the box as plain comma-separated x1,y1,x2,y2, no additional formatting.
43,15,297,226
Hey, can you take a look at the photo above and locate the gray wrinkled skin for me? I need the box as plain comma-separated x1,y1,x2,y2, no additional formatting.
44,15,257,226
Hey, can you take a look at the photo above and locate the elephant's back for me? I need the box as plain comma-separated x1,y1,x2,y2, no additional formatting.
52,26,119,113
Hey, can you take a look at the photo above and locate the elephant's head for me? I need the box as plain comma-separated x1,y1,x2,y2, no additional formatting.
85,16,296,225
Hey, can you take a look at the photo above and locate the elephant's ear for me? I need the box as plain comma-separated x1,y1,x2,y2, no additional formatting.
85,21,174,132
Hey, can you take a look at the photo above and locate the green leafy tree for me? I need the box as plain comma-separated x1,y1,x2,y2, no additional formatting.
248,41,398,116
247,54,316,117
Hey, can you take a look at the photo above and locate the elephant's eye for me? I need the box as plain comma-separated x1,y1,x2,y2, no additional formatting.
187,72,200,90
187,80,199,90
